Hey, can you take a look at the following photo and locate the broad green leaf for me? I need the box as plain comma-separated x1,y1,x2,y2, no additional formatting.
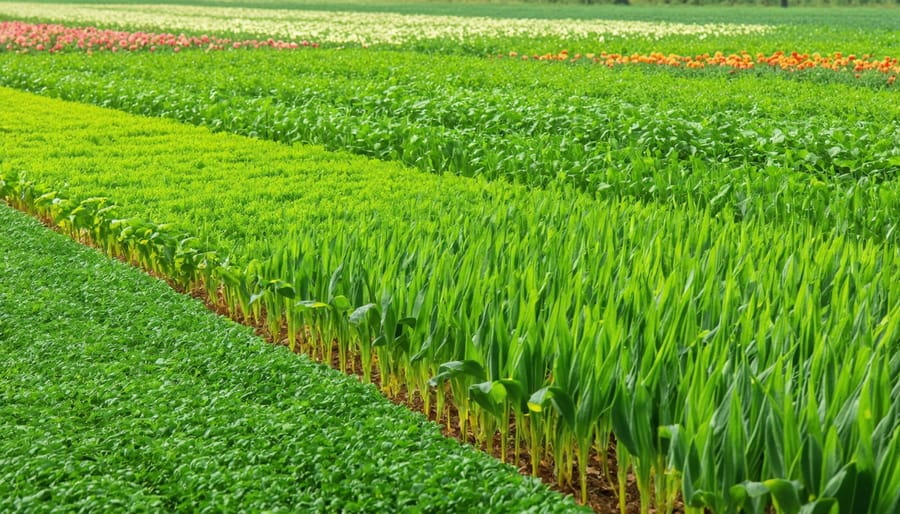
331,294,352,311
428,360,485,387
527,386,575,429
348,303,378,326
763,479,802,514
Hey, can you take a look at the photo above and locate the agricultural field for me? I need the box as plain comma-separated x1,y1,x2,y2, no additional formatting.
0,204,583,512
1,1,899,514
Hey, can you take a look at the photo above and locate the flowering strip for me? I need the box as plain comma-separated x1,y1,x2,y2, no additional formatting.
0,2,771,46
0,21,317,53
501,49,900,83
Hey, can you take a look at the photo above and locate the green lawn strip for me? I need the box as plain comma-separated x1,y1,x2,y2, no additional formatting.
0,203,585,513
1,53,897,242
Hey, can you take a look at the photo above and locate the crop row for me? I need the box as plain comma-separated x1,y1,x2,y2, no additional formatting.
4,38,894,122
3,20,897,81
508,49,899,81
3,1,899,57
0,2,771,47
0,204,582,513
3,89,897,514
6,20,897,85
1,50,898,246
0,20,319,53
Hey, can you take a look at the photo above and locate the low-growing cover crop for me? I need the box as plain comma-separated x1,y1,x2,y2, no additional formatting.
2,89,898,514
0,203,586,513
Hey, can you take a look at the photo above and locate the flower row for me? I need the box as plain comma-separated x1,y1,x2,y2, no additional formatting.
0,2,771,45
500,49,900,81
0,21,317,53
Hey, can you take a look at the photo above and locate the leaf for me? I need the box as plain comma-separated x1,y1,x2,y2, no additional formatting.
216,266,243,288
822,462,874,514
771,129,785,144
295,300,329,311
632,383,656,462
527,386,575,429
763,478,802,514
469,381,504,417
397,316,417,329
611,389,638,457
497,378,526,411
331,294,352,312
658,424,687,473
801,434,824,497
730,480,771,514
798,498,837,514
709,183,732,207
267,279,295,299
327,263,344,299
348,303,377,326
427,360,485,387
872,426,900,514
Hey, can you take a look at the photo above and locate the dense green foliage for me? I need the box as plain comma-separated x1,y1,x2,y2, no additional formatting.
0,203,584,513
3,89,898,514
2,3,899,513
1,50,898,245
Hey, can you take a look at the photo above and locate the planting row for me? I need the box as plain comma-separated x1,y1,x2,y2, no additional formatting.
1,49,898,245
0,1,770,49
7,18,897,80
3,20,896,80
0,204,583,513
0,20,319,53
507,50,899,81
2,1,899,57
2,89,897,514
